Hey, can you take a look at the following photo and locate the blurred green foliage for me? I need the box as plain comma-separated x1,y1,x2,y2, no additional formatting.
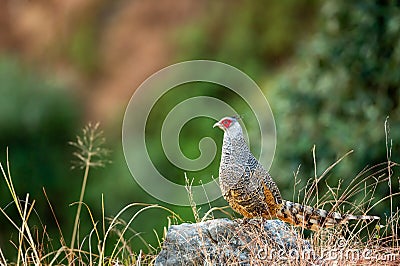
0,57,81,256
69,23,99,75
177,0,320,77
270,0,400,215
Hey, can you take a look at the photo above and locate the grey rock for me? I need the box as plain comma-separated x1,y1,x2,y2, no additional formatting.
154,218,315,265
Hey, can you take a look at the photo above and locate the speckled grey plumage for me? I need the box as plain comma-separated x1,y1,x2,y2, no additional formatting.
218,117,282,218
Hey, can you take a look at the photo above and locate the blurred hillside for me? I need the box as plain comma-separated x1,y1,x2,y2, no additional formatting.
1,0,205,121
0,0,399,259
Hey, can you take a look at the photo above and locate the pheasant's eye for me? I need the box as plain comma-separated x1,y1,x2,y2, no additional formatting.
222,119,232,128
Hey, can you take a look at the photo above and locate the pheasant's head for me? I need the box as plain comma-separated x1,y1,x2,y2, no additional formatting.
213,116,242,136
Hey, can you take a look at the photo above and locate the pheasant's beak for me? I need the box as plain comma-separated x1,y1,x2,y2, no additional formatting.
213,122,221,129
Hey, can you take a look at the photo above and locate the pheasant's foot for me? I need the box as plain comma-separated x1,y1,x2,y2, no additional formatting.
237,217,262,227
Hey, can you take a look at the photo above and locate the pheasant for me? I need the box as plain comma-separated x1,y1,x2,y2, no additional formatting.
213,116,379,231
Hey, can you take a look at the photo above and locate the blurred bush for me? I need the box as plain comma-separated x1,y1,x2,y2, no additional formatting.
0,57,81,255
177,0,320,77
270,0,400,214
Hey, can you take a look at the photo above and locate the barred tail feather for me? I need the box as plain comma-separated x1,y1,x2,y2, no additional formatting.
276,200,379,231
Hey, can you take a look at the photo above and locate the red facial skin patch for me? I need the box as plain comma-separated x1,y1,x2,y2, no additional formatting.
221,119,232,128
